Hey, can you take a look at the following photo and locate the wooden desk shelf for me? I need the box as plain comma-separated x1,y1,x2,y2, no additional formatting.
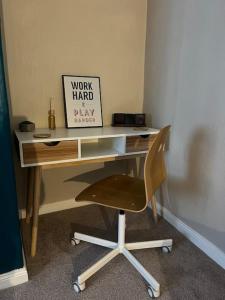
16,126,159,168
81,137,125,159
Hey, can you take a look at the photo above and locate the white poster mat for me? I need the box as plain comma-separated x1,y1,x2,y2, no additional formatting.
62,76,103,128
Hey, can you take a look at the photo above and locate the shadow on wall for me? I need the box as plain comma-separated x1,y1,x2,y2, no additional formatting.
13,115,46,209
64,159,138,185
13,115,29,209
64,161,125,185
64,155,146,185
168,127,215,204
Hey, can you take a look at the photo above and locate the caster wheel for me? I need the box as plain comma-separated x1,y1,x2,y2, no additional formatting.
162,246,172,253
71,237,80,246
73,282,81,293
148,286,160,298
73,281,85,293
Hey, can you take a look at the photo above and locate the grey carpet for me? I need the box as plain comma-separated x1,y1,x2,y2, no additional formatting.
0,205,225,300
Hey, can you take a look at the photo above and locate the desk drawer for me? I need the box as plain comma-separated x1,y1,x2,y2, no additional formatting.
126,135,156,153
22,140,78,164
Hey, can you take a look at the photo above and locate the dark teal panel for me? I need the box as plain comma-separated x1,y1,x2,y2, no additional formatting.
0,35,23,273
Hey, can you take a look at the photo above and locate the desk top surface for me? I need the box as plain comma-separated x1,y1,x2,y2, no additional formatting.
15,126,159,143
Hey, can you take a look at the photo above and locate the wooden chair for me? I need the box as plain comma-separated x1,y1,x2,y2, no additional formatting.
72,125,172,298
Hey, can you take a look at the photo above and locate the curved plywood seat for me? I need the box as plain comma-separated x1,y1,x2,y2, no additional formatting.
76,174,146,212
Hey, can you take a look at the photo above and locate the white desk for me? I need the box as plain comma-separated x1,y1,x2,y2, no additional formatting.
16,126,159,256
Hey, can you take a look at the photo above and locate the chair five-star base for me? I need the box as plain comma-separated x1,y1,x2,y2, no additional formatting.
72,210,172,298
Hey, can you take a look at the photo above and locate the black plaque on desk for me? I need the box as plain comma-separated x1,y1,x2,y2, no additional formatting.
112,113,146,127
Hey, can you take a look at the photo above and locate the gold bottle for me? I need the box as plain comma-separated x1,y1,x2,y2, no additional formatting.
48,97,56,130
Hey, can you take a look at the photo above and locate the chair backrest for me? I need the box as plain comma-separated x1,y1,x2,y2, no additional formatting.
144,125,171,203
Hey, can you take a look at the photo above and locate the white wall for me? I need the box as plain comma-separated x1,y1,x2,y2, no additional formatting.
144,0,225,252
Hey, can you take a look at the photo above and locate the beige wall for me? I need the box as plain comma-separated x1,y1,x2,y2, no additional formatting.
2,0,146,128
144,0,225,252
2,0,147,208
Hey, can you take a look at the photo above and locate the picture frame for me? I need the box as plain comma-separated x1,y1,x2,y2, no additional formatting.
62,75,103,128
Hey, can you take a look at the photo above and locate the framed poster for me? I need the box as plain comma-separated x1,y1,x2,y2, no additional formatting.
62,75,103,128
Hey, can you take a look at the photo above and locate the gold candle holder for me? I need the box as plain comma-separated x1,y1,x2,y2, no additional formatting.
48,97,56,130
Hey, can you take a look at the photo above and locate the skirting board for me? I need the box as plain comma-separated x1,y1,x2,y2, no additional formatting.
155,203,225,270
20,199,225,270
0,252,28,290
